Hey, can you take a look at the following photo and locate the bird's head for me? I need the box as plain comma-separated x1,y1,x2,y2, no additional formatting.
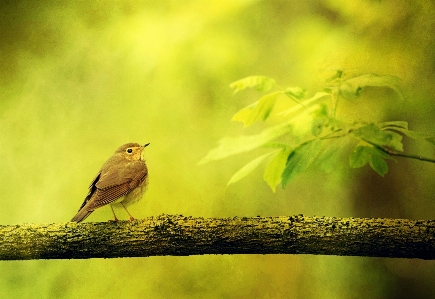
116,142,150,161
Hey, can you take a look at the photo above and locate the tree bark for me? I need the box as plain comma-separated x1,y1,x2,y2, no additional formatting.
0,214,434,260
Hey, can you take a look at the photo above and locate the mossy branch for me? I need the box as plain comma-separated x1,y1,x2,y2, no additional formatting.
1,214,434,260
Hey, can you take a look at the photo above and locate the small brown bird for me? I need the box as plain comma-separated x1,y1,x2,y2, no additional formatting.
71,142,149,222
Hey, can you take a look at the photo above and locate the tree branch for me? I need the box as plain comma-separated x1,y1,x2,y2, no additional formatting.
1,215,434,260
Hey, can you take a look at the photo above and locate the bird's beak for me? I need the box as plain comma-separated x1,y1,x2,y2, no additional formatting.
141,143,149,160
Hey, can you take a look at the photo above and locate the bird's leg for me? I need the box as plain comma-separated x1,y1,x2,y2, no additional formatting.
121,202,135,221
109,205,119,222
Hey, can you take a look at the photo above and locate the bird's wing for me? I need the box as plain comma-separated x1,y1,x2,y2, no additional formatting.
85,161,148,210
95,160,147,189
75,171,101,211
71,171,101,222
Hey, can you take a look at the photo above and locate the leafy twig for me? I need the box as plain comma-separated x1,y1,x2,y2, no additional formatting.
201,73,435,190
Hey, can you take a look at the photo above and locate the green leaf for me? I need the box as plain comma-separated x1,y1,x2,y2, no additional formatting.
369,154,389,177
227,151,276,186
281,139,323,187
231,102,257,124
339,82,362,100
314,103,329,118
349,145,391,176
263,146,292,192
311,117,327,137
377,121,408,130
377,122,435,145
386,128,426,139
339,73,402,100
352,123,403,151
349,145,370,168
198,121,292,164
313,137,351,173
232,91,281,127
426,137,435,145
230,76,276,94
381,126,435,143
326,69,344,83
311,104,330,137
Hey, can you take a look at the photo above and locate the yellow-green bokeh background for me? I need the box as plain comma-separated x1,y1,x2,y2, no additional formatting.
1,1,434,298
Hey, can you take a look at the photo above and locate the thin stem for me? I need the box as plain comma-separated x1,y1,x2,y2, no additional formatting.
320,126,435,164
330,89,339,118
378,147,435,164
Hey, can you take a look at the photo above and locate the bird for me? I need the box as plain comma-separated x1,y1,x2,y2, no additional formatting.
71,142,149,222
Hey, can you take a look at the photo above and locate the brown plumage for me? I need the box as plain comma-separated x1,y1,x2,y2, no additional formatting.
71,142,149,222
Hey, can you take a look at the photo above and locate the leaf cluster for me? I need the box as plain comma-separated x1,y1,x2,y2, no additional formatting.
200,72,435,192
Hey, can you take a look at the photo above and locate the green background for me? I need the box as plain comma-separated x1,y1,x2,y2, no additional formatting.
1,1,434,298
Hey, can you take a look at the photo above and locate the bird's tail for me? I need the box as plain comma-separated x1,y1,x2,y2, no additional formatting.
71,208,94,222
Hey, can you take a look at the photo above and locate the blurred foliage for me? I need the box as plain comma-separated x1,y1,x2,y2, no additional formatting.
202,73,435,190
1,0,435,299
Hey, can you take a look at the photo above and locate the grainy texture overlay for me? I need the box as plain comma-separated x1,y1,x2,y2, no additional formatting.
1,215,434,260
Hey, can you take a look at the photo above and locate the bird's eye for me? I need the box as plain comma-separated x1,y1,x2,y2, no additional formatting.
126,148,133,154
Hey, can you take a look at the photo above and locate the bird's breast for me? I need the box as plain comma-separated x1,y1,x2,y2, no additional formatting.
120,176,149,206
